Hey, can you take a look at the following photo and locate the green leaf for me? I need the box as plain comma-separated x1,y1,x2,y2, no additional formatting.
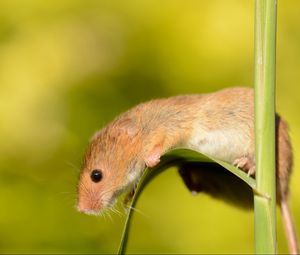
117,148,257,254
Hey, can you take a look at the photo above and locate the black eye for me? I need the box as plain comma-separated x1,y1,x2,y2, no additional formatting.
90,169,103,183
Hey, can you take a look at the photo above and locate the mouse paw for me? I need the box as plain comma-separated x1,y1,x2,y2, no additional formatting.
144,145,162,168
233,157,250,170
233,157,256,177
144,154,160,168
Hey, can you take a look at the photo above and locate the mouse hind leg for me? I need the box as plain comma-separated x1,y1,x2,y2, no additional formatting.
177,162,254,208
177,162,232,195
178,163,204,195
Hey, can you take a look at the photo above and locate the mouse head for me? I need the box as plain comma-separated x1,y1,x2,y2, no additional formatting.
76,118,145,215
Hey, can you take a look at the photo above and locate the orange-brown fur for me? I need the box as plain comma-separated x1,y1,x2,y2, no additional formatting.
76,87,297,253
77,86,293,212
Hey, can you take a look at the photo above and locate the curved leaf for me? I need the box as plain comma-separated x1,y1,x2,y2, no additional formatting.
118,148,257,254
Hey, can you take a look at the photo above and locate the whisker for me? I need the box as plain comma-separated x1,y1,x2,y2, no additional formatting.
110,207,123,217
101,211,107,221
125,205,147,218
106,211,113,222
65,161,81,174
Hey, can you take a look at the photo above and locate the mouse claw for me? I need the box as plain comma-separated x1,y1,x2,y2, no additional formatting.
247,166,256,177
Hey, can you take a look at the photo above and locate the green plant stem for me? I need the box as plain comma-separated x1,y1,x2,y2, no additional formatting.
254,0,277,254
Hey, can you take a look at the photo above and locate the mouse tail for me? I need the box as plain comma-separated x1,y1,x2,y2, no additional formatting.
281,199,299,255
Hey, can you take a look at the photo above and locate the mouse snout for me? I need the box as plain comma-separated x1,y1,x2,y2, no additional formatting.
76,197,103,215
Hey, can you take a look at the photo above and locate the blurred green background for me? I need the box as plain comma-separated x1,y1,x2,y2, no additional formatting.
0,0,299,253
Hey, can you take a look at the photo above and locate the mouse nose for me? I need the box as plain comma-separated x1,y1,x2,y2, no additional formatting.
76,199,103,215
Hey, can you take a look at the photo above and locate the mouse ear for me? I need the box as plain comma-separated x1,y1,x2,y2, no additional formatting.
118,118,138,137
144,143,163,168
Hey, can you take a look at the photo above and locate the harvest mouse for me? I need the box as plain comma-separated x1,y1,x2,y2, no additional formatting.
76,87,298,254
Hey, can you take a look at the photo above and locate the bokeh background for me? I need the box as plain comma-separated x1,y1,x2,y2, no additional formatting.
0,0,299,253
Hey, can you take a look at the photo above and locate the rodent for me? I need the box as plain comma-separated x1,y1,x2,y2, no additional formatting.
76,87,298,254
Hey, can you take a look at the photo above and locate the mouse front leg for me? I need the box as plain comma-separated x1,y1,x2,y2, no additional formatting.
144,135,167,168
144,145,161,168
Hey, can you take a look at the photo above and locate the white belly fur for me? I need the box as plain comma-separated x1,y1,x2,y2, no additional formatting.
188,126,250,164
